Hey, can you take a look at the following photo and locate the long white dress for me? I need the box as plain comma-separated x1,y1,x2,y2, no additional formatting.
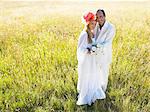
76,31,106,106
76,21,115,106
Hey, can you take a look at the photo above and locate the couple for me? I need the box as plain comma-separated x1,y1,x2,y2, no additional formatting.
76,9,116,106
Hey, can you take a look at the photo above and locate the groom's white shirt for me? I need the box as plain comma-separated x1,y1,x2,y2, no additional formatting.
94,21,116,65
93,21,116,91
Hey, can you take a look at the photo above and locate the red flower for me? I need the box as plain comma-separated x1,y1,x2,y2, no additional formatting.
83,12,95,23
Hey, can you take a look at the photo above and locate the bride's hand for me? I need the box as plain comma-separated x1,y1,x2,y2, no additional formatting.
87,51,91,54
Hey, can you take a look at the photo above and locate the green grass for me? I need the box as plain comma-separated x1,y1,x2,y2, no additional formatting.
0,1,150,112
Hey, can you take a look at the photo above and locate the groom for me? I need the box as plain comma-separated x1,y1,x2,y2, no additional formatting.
94,9,116,91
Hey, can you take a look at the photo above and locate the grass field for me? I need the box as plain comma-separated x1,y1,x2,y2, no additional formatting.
0,1,150,112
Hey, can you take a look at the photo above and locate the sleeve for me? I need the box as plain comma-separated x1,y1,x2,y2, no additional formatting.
77,32,89,54
97,25,116,65
100,25,116,47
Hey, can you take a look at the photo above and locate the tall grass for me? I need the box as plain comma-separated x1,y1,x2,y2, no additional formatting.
0,1,150,112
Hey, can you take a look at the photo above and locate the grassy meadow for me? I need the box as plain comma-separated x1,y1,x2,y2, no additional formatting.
0,1,150,112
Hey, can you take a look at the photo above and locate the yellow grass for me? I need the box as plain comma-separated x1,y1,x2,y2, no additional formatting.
0,1,150,111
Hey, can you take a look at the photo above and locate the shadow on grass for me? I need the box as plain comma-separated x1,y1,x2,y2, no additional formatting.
76,80,120,112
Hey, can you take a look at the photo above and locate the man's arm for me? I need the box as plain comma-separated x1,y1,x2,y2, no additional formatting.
100,25,116,47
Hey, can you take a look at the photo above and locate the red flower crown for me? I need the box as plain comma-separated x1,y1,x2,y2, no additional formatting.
83,12,95,24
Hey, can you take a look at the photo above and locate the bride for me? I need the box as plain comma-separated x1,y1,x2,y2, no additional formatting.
76,10,115,106
76,12,106,106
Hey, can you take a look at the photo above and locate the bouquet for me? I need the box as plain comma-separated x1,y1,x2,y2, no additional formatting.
87,42,104,55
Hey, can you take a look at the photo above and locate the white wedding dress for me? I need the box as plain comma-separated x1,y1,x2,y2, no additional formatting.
76,21,115,106
76,31,106,106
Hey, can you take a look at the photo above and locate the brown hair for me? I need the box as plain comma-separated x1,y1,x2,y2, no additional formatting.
85,24,93,44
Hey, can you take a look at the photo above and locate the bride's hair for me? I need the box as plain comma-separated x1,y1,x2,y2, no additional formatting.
85,25,93,44
82,12,95,44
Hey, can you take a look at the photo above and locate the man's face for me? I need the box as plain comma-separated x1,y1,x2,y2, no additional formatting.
96,11,105,25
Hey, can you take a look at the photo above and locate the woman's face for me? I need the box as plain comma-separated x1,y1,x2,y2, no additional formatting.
88,20,96,30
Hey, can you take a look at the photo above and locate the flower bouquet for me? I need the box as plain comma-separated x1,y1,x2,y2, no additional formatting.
91,43,103,55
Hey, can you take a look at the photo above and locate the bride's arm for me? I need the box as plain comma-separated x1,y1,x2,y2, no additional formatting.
77,32,90,54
